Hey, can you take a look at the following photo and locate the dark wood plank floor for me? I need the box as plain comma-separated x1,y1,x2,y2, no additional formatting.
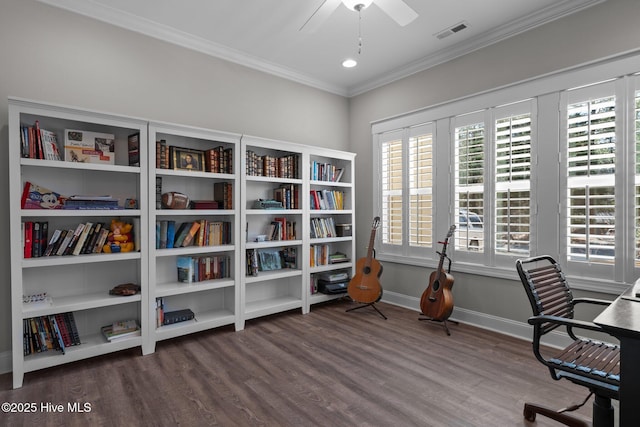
1,300,595,426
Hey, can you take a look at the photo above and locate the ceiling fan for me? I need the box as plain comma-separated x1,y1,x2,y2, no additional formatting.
299,0,418,32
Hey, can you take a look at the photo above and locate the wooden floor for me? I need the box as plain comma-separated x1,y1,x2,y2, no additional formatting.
1,300,596,426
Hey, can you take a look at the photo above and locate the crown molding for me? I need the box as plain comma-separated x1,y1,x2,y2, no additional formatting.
38,0,605,98
346,0,606,96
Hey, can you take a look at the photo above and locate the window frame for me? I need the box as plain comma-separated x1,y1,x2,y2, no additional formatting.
371,53,640,294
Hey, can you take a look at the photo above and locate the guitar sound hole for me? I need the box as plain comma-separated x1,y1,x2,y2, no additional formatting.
363,267,371,274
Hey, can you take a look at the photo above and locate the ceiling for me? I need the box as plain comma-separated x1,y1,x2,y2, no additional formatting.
39,0,604,97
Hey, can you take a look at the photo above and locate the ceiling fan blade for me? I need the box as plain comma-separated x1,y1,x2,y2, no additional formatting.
375,0,418,26
299,0,342,32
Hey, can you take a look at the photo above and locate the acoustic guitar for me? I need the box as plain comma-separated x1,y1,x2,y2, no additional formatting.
348,217,383,304
420,225,456,321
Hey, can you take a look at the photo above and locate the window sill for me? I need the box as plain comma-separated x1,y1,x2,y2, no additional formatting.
377,253,629,296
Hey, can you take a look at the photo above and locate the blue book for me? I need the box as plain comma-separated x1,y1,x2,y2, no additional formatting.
166,220,176,249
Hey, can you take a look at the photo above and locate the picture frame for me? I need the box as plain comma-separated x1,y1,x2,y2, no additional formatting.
258,249,283,271
172,147,204,171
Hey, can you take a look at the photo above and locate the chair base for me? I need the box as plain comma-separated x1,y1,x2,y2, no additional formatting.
523,393,614,427
523,403,589,427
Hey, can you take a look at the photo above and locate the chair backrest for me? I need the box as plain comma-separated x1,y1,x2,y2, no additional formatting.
516,255,575,335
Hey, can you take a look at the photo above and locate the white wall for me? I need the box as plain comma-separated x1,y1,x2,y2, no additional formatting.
0,0,350,359
349,0,640,323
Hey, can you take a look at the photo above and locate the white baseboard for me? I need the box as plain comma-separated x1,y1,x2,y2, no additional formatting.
381,290,573,349
0,293,573,376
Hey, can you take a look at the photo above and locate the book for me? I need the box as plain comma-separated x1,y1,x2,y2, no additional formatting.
64,129,115,164
21,181,66,209
180,221,201,247
177,256,194,283
55,229,76,256
72,222,93,255
128,133,140,166
101,325,141,342
63,223,86,255
43,229,62,256
38,128,61,161
166,220,176,249
101,319,140,341
172,222,191,247
23,222,33,258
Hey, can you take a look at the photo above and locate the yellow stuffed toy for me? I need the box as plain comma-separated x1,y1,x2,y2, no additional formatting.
103,219,134,253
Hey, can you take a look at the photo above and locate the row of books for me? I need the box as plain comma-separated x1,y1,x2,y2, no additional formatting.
155,140,233,173
23,312,80,356
273,184,300,209
263,217,297,241
310,161,345,182
246,150,299,178
156,220,232,249
155,299,196,327
176,254,231,283
24,221,113,258
310,189,345,210
20,121,61,160
310,217,338,239
245,247,298,276
310,245,351,267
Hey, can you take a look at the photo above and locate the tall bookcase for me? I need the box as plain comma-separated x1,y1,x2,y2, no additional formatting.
147,122,241,348
306,148,356,310
8,97,356,387
239,136,305,329
8,98,148,389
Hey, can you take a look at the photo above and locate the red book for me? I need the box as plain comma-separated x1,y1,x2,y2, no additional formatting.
23,222,33,258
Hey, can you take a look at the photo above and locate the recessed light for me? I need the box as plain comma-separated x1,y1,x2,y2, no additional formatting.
342,59,357,68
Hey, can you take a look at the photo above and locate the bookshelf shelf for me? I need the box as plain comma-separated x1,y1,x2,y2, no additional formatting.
154,308,235,341
9,98,148,389
155,278,235,298
22,292,142,318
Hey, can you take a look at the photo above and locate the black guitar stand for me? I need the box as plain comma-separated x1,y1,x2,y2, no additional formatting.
346,296,387,320
419,252,457,335
346,248,387,320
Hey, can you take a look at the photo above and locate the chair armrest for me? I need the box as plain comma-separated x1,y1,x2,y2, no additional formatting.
528,314,605,333
572,297,612,307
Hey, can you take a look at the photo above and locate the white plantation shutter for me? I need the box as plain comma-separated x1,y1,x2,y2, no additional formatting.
408,127,433,247
381,131,403,246
454,112,485,252
565,83,616,265
494,101,533,256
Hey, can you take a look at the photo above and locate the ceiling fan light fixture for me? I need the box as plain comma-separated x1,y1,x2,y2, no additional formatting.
342,58,358,68
342,0,373,12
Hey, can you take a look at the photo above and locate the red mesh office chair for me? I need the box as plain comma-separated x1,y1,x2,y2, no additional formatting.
516,255,619,427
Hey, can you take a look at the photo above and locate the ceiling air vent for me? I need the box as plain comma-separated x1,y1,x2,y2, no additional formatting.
434,21,469,40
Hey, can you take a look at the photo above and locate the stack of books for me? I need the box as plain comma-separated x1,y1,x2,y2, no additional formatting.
101,319,140,342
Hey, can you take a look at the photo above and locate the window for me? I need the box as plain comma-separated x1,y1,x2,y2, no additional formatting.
372,55,640,291
494,102,532,257
378,124,434,258
454,113,485,253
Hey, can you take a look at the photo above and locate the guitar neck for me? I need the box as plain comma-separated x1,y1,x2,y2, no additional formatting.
365,231,376,266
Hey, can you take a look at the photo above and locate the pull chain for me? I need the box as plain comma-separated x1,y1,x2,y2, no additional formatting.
357,5,363,55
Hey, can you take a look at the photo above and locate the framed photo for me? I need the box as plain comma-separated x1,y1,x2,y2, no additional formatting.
258,249,283,271
172,147,204,171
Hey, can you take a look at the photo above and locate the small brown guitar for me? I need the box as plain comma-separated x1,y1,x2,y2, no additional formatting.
348,217,383,304
420,225,456,321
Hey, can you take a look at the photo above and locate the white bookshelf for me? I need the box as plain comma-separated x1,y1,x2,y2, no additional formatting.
147,122,241,349
240,136,305,329
8,98,148,389
307,148,356,309
8,98,355,388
